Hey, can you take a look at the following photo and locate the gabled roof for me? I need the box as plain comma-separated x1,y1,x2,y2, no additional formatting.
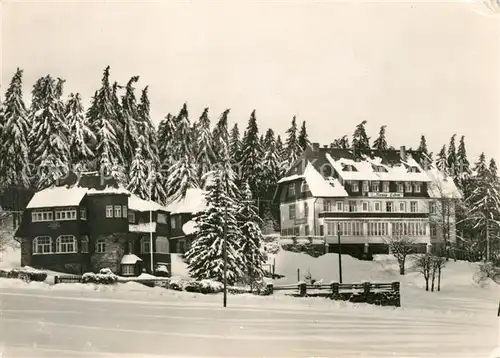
165,188,206,214
26,186,88,209
128,194,169,212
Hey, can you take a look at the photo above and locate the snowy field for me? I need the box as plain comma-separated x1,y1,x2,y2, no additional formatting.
1,246,500,357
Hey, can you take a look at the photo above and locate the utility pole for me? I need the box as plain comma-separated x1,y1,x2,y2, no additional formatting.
337,222,343,284
487,218,490,262
223,204,228,307
149,177,154,273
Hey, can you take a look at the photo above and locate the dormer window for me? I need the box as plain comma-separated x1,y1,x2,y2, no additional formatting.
414,183,421,193
289,183,296,197
362,181,369,192
410,167,419,173
382,182,389,193
342,164,357,172
397,183,404,193
372,182,380,192
322,165,332,177
351,182,359,192
301,181,309,193
405,182,413,193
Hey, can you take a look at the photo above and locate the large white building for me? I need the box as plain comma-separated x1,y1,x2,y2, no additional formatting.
275,143,462,259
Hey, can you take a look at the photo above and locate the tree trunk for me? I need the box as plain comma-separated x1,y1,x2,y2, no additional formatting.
425,277,429,291
399,258,405,275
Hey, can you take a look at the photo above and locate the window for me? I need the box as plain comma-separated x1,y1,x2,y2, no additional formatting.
122,265,135,276
330,221,363,236
429,202,437,214
106,205,113,218
362,181,369,192
304,225,310,236
382,182,390,193
80,208,87,220
374,201,381,211
95,239,105,253
141,237,151,254
170,216,177,229
430,224,437,237
397,183,404,193
372,182,380,192
156,236,169,253
32,209,53,222
410,202,417,213
122,205,128,218
114,205,122,218
336,201,343,212
368,222,389,236
414,183,421,193
157,213,167,224
304,202,309,217
386,201,393,212
399,202,406,212
319,225,324,236
348,201,357,212
362,201,369,212
32,236,52,254
351,182,359,192
55,208,77,221
56,235,77,253
405,182,412,193
81,236,89,253
323,200,332,212
293,227,300,236
301,181,309,193
289,183,296,197
289,204,296,220
128,211,136,223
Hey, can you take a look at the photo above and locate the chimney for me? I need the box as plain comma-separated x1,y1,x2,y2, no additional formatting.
330,143,335,149
312,142,320,151
323,145,328,149
400,146,406,161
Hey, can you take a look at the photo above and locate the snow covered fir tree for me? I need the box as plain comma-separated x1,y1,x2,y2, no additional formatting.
1,66,500,285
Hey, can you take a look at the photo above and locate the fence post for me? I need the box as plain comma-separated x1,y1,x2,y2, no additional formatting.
363,282,371,298
298,282,307,297
266,282,274,295
331,282,339,296
54,276,59,285
297,268,300,282
392,281,401,307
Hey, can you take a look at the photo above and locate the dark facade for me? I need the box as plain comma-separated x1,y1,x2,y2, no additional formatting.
14,173,173,276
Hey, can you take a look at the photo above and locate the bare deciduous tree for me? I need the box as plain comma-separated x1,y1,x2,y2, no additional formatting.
414,254,433,291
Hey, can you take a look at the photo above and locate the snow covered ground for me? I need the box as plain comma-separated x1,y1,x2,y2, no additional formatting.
1,246,500,357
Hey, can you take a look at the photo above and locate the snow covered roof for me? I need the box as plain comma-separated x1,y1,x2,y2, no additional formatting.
303,162,348,197
165,188,207,214
325,153,431,182
277,174,305,184
120,254,143,265
128,194,168,212
86,186,130,196
426,167,463,199
182,220,199,235
26,186,88,209
129,222,157,233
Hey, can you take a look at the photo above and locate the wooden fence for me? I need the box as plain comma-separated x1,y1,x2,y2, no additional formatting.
266,281,401,307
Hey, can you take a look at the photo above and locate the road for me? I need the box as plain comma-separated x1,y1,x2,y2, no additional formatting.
0,286,497,358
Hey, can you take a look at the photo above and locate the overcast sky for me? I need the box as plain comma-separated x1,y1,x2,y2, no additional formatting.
2,0,499,164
